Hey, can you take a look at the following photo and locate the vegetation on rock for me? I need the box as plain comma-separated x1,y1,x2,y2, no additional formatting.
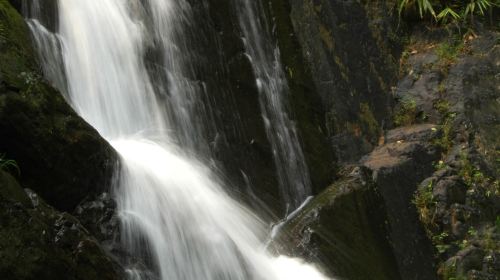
398,0,499,24
0,0,117,211
0,153,18,175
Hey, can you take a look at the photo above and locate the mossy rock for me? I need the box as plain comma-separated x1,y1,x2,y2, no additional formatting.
271,166,401,280
0,0,117,211
0,170,124,280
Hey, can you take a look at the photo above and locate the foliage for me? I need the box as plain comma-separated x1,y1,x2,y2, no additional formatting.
435,40,464,63
433,112,456,151
394,96,417,126
433,232,451,253
414,180,436,226
0,154,19,175
398,0,499,24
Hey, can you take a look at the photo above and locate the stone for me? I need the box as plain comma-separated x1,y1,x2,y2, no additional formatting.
270,166,400,280
0,0,118,211
0,170,124,280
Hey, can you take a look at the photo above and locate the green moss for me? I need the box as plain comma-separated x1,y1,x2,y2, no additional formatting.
275,170,400,280
435,40,464,64
458,153,499,198
0,0,117,211
414,179,436,227
433,113,456,152
0,171,122,280
0,0,38,89
432,232,451,254
394,96,417,126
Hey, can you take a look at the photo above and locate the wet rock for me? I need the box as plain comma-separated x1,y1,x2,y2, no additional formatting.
271,166,400,280
0,0,118,211
280,0,399,164
0,170,124,280
75,192,119,243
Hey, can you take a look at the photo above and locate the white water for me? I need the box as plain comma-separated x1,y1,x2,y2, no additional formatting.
236,0,312,211
27,0,330,279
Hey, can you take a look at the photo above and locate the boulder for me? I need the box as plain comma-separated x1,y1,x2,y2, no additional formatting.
0,170,124,280
270,166,400,280
0,0,117,211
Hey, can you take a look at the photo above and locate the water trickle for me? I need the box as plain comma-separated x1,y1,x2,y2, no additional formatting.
236,0,312,211
26,0,330,279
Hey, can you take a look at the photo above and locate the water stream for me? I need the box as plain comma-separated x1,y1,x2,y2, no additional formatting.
26,0,329,279
236,0,312,211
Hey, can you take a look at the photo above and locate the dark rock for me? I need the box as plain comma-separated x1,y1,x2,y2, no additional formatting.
271,166,400,280
0,0,117,211
385,123,439,143
75,193,119,246
362,124,441,280
433,177,467,204
9,0,58,32
443,246,486,278
274,0,399,163
0,170,124,280
396,71,443,123
398,28,499,280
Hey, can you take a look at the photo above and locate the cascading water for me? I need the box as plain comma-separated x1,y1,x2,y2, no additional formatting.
26,0,330,279
236,0,312,211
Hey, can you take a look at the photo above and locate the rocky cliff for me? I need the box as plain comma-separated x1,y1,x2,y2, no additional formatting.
0,0,498,279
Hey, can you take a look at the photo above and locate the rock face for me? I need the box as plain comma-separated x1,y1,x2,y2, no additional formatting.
0,2,124,279
0,0,117,211
396,27,500,279
0,0,498,279
0,170,124,280
271,0,400,164
271,166,400,280
274,124,441,279
174,0,334,214
362,124,441,280
178,0,284,214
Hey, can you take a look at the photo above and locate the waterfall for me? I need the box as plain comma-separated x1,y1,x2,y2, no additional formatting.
236,0,312,211
26,0,329,279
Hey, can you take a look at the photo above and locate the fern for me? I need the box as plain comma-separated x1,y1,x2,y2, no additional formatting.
0,154,20,175
399,0,437,19
397,0,499,24
464,0,494,21
437,7,461,23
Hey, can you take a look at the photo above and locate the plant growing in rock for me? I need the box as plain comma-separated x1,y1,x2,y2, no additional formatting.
0,154,19,175
432,112,456,151
19,71,41,94
433,232,451,254
394,96,418,126
436,40,464,63
414,180,436,226
398,0,499,24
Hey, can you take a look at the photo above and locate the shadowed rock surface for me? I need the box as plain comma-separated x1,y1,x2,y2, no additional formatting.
0,0,498,279
0,0,117,211
0,170,124,280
